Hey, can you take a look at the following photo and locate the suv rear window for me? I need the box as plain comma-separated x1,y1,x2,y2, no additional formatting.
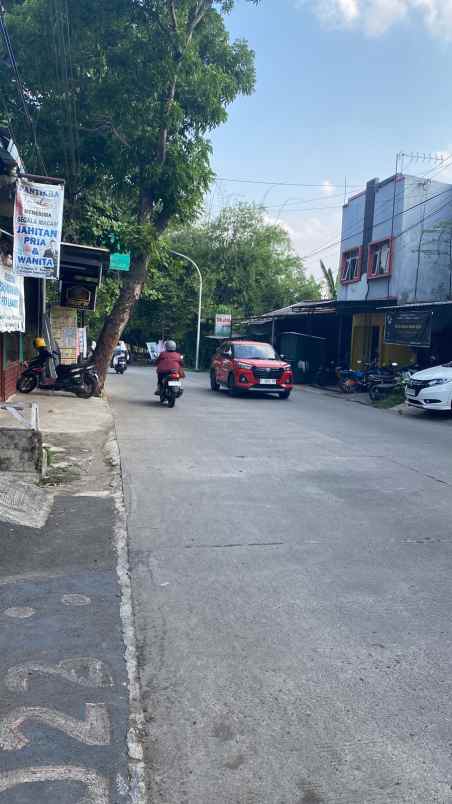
234,343,277,360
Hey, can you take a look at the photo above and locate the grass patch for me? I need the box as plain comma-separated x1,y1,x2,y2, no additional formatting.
373,391,405,409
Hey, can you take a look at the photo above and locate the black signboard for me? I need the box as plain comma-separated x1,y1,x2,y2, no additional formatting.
60,281,97,311
384,309,432,348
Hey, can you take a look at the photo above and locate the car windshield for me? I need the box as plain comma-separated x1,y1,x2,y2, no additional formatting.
234,343,278,360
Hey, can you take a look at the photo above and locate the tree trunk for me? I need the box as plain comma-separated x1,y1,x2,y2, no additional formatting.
94,253,149,389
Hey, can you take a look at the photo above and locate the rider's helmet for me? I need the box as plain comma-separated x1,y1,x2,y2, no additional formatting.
34,337,46,349
165,340,177,351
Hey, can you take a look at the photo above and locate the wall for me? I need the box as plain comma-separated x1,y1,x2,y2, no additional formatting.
350,312,416,369
337,190,367,302
338,174,452,305
0,333,22,402
0,427,43,473
388,176,452,303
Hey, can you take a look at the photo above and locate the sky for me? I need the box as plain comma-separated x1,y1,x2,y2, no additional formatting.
208,0,452,281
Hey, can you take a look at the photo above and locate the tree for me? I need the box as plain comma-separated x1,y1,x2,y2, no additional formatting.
90,203,321,365
170,204,321,318
1,0,259,385
320,259,337,299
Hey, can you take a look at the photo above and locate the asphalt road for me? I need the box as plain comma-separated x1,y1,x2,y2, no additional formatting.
109,367,452,804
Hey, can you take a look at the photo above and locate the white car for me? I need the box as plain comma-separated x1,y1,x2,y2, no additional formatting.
405,363,452,411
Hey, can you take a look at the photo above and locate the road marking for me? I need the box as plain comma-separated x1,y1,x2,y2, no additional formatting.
0,703,111,751
61,594,92,606
0,766,109,803
5,658,114,693
3,607,35,619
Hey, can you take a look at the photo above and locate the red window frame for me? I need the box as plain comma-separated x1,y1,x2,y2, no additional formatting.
340,246,362,284
368,238,393,279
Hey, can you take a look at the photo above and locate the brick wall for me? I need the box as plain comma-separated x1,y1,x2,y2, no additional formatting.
1,361,21,401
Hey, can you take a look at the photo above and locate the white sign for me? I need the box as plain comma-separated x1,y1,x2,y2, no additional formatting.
215,313,231,337
0,262,25,333
13,178,64,279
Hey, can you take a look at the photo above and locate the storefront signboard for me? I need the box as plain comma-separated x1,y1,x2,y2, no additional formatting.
384,309,432,348
13,178,65,279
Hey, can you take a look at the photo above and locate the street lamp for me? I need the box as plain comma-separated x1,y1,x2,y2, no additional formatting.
170,250,203,371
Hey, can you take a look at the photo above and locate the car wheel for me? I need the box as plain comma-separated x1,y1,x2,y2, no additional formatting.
279,390,291,399
210,370,220,392
228,373,238,396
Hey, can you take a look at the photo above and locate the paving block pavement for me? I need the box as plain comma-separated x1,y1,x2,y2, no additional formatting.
0,389,145,803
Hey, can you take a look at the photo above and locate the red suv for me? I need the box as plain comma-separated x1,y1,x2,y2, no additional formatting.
210,340,293,399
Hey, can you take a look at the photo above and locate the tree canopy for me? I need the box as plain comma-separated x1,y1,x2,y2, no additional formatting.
1,0,260,382
90,203,321,365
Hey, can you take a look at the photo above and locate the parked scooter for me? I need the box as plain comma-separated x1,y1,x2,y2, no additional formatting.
17,354,98,398
368,365,417,401
159,368,183,408
337,362,370,393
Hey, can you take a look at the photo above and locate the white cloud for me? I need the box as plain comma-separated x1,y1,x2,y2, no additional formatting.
300,0,452,39
282,211,342,280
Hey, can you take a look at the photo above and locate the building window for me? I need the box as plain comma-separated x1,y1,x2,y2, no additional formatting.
341,248,362,283
368,239,392,278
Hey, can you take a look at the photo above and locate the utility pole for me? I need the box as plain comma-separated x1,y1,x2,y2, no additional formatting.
170,250,203,371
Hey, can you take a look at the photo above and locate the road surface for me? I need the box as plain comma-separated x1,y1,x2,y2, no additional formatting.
109,367,452,804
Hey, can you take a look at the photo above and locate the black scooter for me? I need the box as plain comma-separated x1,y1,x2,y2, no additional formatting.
17,354,98,398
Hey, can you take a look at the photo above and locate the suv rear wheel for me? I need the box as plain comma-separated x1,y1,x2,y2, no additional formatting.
279,389,291,400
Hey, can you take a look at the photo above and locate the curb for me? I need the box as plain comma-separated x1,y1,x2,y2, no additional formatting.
104,423,148,804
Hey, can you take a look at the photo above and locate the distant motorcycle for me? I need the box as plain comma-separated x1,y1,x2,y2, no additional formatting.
159,368,183,408
114,353,127,375
17,355,98,399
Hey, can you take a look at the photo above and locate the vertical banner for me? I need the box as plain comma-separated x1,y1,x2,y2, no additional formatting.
215,313,232,337
0,259,25,332
13,178,65,279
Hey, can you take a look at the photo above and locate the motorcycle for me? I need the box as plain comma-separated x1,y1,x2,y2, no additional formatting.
114,353,127,375
17,354,99,399
337,362,370,393
159,368,183,408
368,365,416,401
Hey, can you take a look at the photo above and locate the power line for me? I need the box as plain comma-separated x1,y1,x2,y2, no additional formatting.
301,185,452,261
0,4,47,175
214,176,364,189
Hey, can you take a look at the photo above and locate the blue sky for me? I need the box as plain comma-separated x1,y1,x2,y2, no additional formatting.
208,0,452,279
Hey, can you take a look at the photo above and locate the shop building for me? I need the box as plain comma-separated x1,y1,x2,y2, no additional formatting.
338,173,452,367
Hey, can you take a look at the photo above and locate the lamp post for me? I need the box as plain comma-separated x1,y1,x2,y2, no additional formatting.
170,250,203,371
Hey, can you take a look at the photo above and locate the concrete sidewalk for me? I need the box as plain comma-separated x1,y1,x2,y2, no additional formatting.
0,390,145,803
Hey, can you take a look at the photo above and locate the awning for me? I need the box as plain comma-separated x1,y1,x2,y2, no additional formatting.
377,300,452,311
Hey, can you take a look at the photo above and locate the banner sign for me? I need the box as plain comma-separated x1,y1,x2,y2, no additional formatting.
215,313,232,338
110,252,131,271
384,309,432,348
13,178,64,279
0,262,25,332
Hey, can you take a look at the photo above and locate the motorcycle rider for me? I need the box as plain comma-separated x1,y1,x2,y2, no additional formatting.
111,340,127,370
33,337,53,366
155,339,184,395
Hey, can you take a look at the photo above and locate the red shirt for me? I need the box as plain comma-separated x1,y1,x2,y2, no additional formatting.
156,351,184,374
